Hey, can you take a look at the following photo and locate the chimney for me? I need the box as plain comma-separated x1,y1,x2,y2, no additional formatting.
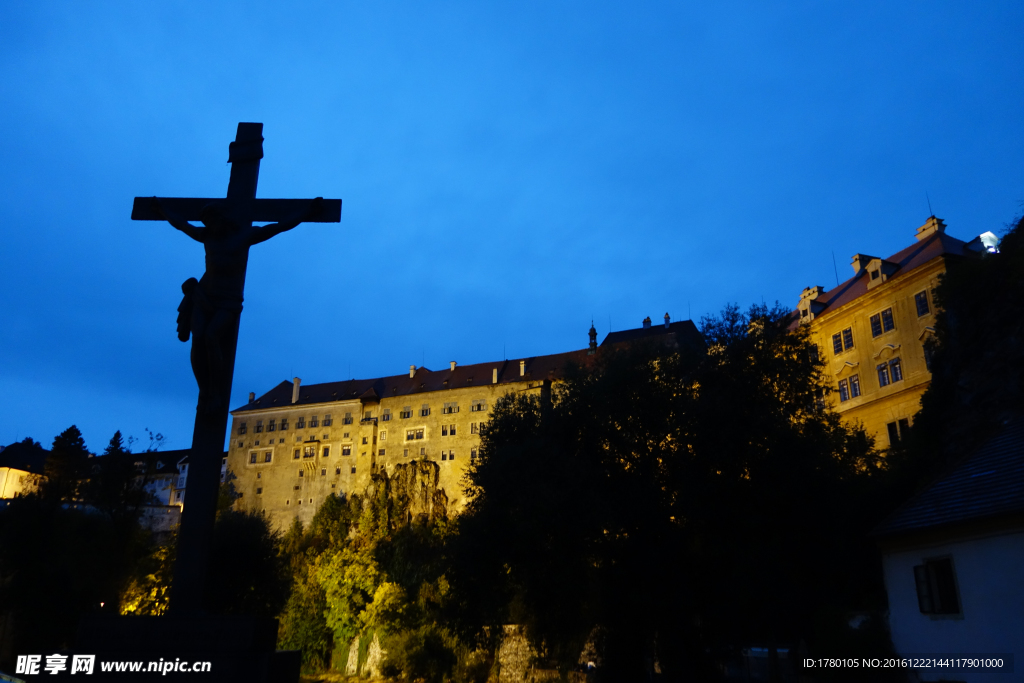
519,360,525,376
248,392,255,403
916,215,947,242
664,313,670,329
410,365,416,379
588,322,597,355
450,361,456,372
291,378,301,404
492,368,498,384
642,316,652,329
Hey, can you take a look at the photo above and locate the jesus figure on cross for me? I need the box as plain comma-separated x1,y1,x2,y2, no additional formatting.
151,197,322,412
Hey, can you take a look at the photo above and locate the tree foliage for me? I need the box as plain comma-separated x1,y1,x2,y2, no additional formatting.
451,303,889,680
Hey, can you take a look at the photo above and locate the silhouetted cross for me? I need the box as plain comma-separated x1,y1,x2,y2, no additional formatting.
131,122,341,613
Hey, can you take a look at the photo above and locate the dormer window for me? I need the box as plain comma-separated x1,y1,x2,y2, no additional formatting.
870,269,880,280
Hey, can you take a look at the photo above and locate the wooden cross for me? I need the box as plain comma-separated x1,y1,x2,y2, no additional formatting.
132,123,341,613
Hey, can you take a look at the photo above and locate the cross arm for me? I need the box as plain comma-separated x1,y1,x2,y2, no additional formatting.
131,197,342,223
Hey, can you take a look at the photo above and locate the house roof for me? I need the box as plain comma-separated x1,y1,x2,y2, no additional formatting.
601,319,705,351
233,348,598,413
233,319,707,413
0,441,49,475
793,231,972,326
874,418,1024,538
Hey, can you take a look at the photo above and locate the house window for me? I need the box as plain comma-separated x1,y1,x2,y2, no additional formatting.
255,420,263,433
280,418,288,430
443,402,459,414
343,412,353,425
401,407,412,419
310,416,319,428
323,413,332,426
296,417,306,429
264,452,272,463
238,422,247,434
889,357,903,383
382,409,392,422
293,449,300,459
832,328,854,354
267,418,276,432
914,558,960,615
838,379,850,402
342,446,351,456
249,453,257,464
870,308,896,337
406,430,415,441
322,447,330,458
915,291,930,317
849,374,861,398
380,431,387,441
471,400,487,412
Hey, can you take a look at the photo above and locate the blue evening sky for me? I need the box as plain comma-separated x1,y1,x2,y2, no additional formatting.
1,2,1021,452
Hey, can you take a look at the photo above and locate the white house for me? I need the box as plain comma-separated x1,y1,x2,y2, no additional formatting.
874,418,1024,683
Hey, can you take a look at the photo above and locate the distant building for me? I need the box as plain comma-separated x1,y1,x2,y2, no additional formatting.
227,318,703,530
874,418,1024,682
0,440,48,502
795,216,997,446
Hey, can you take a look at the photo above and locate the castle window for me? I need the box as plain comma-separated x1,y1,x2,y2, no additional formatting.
362,437,368,445
420,447,426,456
257,472,261,479
877,362,891,387
889,357,903,382
380,430,387,441
870,308,895,337
886,418,911,446
364,411,373,420
238,422,247,434
296,417,306,429
404,448,409,457
280,418,288,430
915,291,930,317
255,420,263,433
442,451,447,461
441,425,448,436
379,448,386,456
416,429,424,440
471,448,478,460
870,269,880,280
323,413,332,426
254,440,260,445
343,412,353,425
322,446,330,458
293,449,300,459
286,500,290,505
471,400,487,412
443,402,459,414
342,446,351,456
267,418,276,432
914,558,960,615
420,405,431,417
832,328,854,354
303,445,316,458
849,374,861,398
351,466,356,474
238,441,243,448
309,416,319,428
256,488,262,495
335,467,341,475
249,453,257,464
298,470,304,477
264,452,272,463
838,379,850,402
382,409,392,422
400,407,412,419
406,430,415,441
321,468,326,476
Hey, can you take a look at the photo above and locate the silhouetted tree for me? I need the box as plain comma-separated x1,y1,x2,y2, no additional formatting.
203,508,291,617
39,425,91,504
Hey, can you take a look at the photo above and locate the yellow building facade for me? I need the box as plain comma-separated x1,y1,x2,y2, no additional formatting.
796,216,994,447
227,319,704,530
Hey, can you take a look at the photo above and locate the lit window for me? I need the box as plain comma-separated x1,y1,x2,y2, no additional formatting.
380,430,387,441
342,446,352,456
303,445,316,458
416,429,424,440
915,291,930,317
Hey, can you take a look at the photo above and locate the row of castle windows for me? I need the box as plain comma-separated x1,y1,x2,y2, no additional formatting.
237,400,490,435
835,357,904,403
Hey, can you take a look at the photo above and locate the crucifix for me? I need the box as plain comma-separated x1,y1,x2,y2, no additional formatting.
132,122,341,613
